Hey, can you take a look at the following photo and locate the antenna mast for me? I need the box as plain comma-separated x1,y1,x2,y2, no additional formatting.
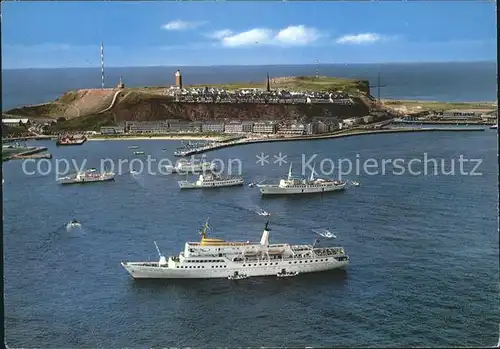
100,41,105,89
316,59,319,79
369,72,386,103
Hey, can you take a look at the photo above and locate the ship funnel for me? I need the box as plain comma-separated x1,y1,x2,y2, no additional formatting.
260,221,270,246
260,230,269,246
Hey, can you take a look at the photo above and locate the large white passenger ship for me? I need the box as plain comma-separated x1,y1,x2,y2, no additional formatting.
121,219,349,279
178,173,244,189
257,164,346,195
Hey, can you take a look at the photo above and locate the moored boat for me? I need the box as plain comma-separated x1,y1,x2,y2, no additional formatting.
56,135,87,146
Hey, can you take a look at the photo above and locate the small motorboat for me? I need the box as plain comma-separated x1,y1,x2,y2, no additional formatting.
133,151,145,155
66,219,82,229
351,181,360,187
257,209,270,216
277,271,299,278
128,146,139,149
228,272,249,280
248,182,255,187
490,124,498,130
313,229,337,239
130,170,140,175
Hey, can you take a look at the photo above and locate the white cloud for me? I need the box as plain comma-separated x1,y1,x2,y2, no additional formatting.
275,25,321,45
335,33,384,44
209,29,233,40
221,28,274,47
161,20,205,31
214,25,322,47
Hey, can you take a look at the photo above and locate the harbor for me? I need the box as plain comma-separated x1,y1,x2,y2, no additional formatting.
173,126,488,157
2,0,497,345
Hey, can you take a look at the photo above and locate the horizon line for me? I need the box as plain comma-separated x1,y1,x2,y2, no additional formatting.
3,60,496,71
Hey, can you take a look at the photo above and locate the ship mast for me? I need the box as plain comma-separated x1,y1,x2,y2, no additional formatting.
287,163,293,180
200,218,210,239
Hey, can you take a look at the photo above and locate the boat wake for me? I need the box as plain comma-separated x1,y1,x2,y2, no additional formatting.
313,228,337,239
255,207,271,216
66,221,83,232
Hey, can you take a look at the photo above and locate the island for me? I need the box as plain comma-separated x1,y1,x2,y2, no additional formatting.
2,73,497,139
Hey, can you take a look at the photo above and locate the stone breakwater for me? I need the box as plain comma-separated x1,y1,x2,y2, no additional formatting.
174,127,486,156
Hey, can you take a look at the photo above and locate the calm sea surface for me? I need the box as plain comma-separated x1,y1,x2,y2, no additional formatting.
3,129,499,347
2,61,497,110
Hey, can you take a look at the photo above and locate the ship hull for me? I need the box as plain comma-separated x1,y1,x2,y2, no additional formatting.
167,166,216,174
121,259,348,279
60,175,115,185
56,138,87,146
178,179,244,189
258,183,346,195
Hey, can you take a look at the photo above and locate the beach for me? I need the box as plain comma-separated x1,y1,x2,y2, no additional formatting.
87,135,225,141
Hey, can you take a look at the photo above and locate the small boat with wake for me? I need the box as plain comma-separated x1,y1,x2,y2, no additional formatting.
257,209,270,216
313,229,337,239
128,146,139,149
66,219,81,229
133,151,145,155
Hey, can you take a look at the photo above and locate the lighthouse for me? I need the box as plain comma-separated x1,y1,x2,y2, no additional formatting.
175,70,183,89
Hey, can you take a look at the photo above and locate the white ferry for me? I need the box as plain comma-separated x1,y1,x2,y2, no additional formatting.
257,163,346,195
58,168,115,184
120,219,349,279
178,173,244,189
164,158,217,174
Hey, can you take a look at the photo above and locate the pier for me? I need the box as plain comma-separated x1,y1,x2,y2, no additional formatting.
2,146,51,162
2,135,55,143
174,126,486,157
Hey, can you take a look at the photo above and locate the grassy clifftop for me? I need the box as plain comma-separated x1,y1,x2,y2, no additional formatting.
187,76,370,93
4,76,371,121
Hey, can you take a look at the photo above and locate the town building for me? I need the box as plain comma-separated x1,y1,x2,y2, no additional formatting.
342,117,362,127
241,121,254,133
2,118,29,125
278,122,305,135
253,121,277,134
225,121,243,133
100,125,125,134
201,122,225,133
168,120,201,133
125,121,169,134
363,115,375,124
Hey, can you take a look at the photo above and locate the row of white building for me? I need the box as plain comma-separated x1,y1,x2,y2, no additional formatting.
100,116,376,136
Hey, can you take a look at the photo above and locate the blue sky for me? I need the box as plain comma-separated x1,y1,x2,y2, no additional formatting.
2,1,496,69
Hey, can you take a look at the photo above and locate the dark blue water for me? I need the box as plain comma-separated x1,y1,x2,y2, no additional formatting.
2,61,497,110
3,128,498,347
